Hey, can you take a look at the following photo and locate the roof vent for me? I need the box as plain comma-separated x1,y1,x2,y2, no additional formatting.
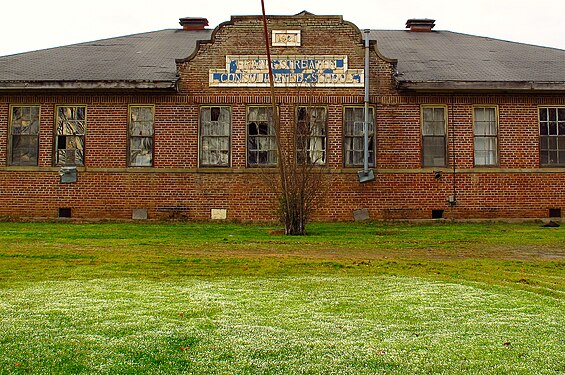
406,18,435,32
179,17,209,30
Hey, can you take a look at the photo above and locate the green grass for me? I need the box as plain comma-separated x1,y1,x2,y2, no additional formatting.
0,221,563,374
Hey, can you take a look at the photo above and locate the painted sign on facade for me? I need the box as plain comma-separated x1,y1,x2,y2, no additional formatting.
209,55,364,87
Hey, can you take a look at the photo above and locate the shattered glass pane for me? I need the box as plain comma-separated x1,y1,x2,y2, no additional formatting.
10,106,40,166
200,107,231,167
343,107,375,167
130,107,154,137
247,107,276,166
129,107,154,166
129,137,153,166
55,106,86,166
11,135,39,165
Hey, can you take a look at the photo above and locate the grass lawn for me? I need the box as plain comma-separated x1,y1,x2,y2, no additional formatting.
0,221,563,374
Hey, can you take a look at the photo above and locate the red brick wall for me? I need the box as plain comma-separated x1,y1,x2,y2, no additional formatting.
0,14,564,222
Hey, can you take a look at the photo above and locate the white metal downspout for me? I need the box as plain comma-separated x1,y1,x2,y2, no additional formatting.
358,29,375,183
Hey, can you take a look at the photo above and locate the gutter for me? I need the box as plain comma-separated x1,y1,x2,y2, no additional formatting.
396,80,565,92
0,80,178,91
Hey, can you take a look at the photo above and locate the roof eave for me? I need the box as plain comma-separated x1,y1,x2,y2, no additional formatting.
397,80,565,92
0,80,178,91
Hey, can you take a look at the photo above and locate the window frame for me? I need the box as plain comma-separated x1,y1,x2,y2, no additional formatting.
472,105,499,167
127,105,155,167
198,105,232,168
54,104,87,167
421,104,448,168
295,105,328,166
343,105,376,168
8,104,41,166
246,105,278,168
539,106,565,167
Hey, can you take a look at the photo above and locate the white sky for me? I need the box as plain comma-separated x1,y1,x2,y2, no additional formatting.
1,0,564,56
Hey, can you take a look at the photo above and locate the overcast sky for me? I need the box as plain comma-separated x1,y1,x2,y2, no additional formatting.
1,0,564,56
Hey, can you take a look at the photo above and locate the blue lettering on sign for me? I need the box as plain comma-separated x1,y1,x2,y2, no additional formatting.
211,56,363,86
229,60,238,74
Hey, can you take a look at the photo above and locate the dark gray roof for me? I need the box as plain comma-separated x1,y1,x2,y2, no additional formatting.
372,30,565,91
0,25,564,91
0,29,212,90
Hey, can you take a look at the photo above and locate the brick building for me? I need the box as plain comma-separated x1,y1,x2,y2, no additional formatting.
0,12,564,221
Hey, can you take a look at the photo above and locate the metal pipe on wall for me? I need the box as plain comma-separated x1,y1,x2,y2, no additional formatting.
358,29,375,183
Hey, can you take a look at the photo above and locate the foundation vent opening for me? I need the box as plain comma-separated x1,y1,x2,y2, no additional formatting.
58,208,72,218
431,209,444,219
549,208,562,218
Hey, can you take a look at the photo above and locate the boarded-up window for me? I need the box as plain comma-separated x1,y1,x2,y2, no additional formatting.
344,107,374,167
422,106,446,167
200,106,230,167
296,107,327,165
56,106,86,166
540,107,565,166
129,106,154,167
474,107,498,166
9,105,40,166
247,107,277,166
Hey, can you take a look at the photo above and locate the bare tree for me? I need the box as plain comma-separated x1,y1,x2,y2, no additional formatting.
259,1,326,235
277,104,327,235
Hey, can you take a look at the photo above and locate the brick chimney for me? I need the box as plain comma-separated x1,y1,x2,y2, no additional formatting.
405,19,435,32
179,17,209,30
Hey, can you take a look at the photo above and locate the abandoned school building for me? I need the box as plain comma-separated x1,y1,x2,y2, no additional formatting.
0,11,564,221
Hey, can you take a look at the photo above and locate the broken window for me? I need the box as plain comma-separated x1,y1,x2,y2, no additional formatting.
247,106,277,166
55,106,86,166
296,106,327,165
474,107,498,166
200,106,231,167
422,106,447,167
540,107,565,166
9,105,40,166
344,107,374,167
128,106,154,167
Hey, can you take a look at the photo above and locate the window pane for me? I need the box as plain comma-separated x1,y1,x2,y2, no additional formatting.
474,137,497,165
423,108,433,122
423,136,445,167
540,122,548,136
130,107,154,136
200,107,231,167
247,107,276,166
549,108,557,121
296,107,327,165
129,137,153,166
56,106,86,166
129,106,154,167
559,122,565,136
540,136,549,151
11,135,39,166
558,108,565,121
540,150,549,165
539,108,565,166
539,108,548,122
423,107,445,136
10,106,40,166
344,107,375,167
